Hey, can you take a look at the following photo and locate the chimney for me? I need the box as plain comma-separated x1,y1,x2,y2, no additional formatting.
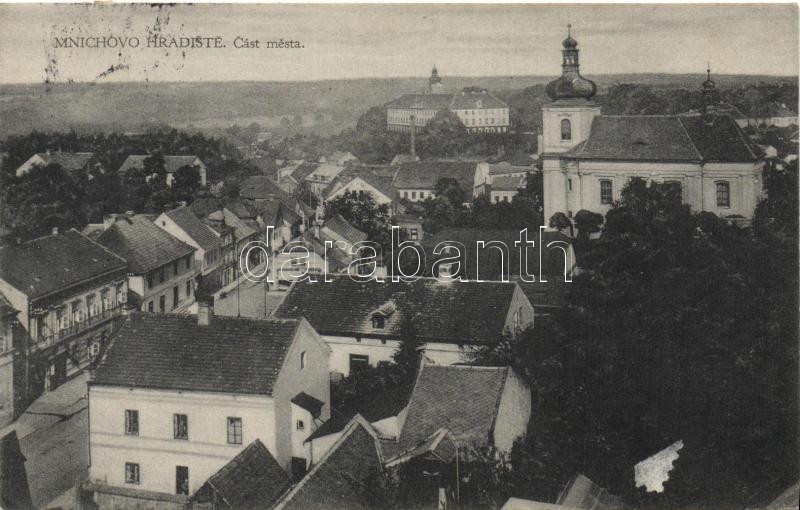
51,227,58,235
311,221,321,238
197,300,213,326
125,210,135,217
102,214,117,230
409,114,416,157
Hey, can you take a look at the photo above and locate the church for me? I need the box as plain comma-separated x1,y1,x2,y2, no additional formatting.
541,27,764,225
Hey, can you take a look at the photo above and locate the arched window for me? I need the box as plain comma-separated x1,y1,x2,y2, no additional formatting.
561,119,572,141
665,181,682,201
600,180,613,205
716,181,730,207
300,351,306,369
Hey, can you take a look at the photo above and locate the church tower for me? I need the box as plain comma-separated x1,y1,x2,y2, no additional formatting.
541,25,601,223
429,66,444,94
541,25,601,154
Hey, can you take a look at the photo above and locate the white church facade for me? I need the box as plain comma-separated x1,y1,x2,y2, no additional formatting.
541,27,764,224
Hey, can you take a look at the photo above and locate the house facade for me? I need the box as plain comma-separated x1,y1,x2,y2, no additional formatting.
393,161,490,204
87,310,330,507
117,155,208,187
0,230,128,410
272,276,535,376
541,28,764,224
94,214,200,313
15,151,103,178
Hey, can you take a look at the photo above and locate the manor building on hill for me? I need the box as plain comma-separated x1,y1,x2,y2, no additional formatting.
387,67,510,134
541,27,764,224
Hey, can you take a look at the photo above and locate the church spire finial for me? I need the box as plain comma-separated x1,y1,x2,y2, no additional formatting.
567,23,571,37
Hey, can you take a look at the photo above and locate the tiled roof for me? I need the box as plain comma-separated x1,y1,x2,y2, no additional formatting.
556,474,623,510
30,152,96,173
387,94,456,110
0,230,127,300
323,215,368,244
394,364,510,454
118,155,201,174
273,276,519,345
387,92,507,111
393,161,478,193
96,215,195,274
197,439,290,510
275,415,384,510
222,208,257,242
489,162,533,176
421,228,574,279
164,206,222,252
324,165,399,201
239,176,287,200
291,162,321,182
224,199,257,220
491,174,526,191
564,115,760,163
293,232,350,272
190,197,222,219
91,313,301,395
292,392,325,418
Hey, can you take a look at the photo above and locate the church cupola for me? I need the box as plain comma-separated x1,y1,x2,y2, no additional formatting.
429,66,444,93
701,65,720,114
546,25,597,101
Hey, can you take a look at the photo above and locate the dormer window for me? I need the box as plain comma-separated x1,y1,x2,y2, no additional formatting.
300,351,306,369
372,314,385,329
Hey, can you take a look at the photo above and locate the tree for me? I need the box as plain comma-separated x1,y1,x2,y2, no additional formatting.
434,177,467,207
572,209,603,241
171,165,201,203
548,212,572,234
418,110,469,158
391,317,423,382
325,191,392,250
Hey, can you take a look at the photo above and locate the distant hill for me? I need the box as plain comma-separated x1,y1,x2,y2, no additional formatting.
0,74,795,138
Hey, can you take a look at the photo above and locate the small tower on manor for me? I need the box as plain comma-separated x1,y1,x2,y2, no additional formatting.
701,65,720,120
429,65,444,94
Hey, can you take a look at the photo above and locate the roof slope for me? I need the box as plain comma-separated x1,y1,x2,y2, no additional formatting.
324,165,398,201
387,94,456,110
197,439,290,510
275,416,385,510
118,155,201,174
323,215,368,244
96,215,195,274
91,313,300,395
239,176,287,200
491,174,526,191
395,364,510,454
393,161,478,193
273,276,518,345
164,206,221,252
565,114,760,163
450,91,508,110
0,230,127,299
29,152,96,173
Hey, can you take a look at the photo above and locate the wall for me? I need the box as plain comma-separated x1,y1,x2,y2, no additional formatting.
139,258,199,313
541,103,601,154
89,385,276,497
503,285,536,334
493,369,531,452
271,319,331,471
327,177,393,206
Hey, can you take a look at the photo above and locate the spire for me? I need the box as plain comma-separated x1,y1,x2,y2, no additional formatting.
702,64,720,119
546,25,597,101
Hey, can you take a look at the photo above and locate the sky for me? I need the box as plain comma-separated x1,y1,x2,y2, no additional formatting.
0,3,797,84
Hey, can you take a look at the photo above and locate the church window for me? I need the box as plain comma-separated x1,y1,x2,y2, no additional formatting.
600,180,613,205
561,119,572,141
716,181,730,207
665,181,682,201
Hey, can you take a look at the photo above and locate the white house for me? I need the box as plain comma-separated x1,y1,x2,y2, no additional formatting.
393,161,490,204
155,206,223,280
540,28,763,224
87,308,330,507
272,276,535,376
15,151,102,178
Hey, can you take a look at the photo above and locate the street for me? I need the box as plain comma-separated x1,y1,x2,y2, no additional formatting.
214,278,287,319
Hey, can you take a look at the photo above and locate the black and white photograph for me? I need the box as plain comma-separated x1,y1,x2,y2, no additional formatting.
0,2,797,509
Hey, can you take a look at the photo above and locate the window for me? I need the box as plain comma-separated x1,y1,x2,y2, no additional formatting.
176,466,189,495
186,281,192,297
600,180,613,205
101,288,110,311
561,119,572,141
159,269,165,283
411,191,417,199
568,178,573,191
147,274,154,288
300,351,306,369
410,228,418,241
372,314,385,329
86,294,97,317
125,463,140,484
349,354,370,373
185,256,191,270
147,301,154,313
173,260,179,276
296,419,305,431
665,181,682,201
419,192,425,199
172,286,179,309
125,410,139,436
227,417,242,444
716,181,730,207
159,295,166,313
173,413,188,439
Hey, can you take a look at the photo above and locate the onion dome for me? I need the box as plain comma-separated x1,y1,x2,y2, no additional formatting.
702,66,716,90
546,25,597,101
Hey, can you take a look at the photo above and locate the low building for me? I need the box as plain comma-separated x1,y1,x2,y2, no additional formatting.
393,161,489,203
272,276,534,376
0,229,128,407
490,174,527,203
117,155,208,187
323,165,399,210
87,309,330,507
15,151,103,178
274,414,387,510
94,214,200,313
